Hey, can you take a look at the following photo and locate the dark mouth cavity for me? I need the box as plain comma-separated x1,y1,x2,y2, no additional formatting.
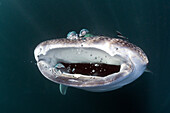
56,62,120,77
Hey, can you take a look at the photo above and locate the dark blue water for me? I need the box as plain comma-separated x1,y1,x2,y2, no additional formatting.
0,0,169,113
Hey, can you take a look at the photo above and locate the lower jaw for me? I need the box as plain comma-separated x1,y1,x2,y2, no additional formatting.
37,60,132,87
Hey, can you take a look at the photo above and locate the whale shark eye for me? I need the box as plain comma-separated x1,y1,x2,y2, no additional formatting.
79,29,89,37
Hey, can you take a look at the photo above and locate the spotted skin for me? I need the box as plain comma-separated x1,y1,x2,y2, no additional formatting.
36,36,148,64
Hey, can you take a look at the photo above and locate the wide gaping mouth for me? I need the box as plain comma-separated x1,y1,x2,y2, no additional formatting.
55,62,121,77
37,47,126,78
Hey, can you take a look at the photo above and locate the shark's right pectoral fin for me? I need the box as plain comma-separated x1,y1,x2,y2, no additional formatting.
59,84,68,95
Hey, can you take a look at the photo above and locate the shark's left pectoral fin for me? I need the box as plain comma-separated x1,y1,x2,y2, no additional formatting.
145,68,153,74
59,84,68,95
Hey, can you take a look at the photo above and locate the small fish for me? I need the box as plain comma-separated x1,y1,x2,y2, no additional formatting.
116,31,128,40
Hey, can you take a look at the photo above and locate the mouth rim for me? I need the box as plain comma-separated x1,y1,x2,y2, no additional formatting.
36,60,133,87
35,46,133,87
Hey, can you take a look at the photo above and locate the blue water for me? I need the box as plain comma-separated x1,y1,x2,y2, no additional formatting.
0,0,169,113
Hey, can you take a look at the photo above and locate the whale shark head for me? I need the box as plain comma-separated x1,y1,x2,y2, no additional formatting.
34,33,148,95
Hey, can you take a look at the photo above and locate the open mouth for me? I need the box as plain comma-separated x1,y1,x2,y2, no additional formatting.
37,47,125,78
56,62,121,77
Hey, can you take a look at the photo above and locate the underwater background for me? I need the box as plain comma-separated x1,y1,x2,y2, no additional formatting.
0,0,169,113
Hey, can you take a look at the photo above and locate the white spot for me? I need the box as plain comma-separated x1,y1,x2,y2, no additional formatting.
94,64,99,66
52,69,62,78
72,68,75,72
68,79,78,82
67,66,71,72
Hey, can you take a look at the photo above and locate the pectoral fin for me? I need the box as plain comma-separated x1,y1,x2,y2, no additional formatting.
145,68,153,74
59,84,68,95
